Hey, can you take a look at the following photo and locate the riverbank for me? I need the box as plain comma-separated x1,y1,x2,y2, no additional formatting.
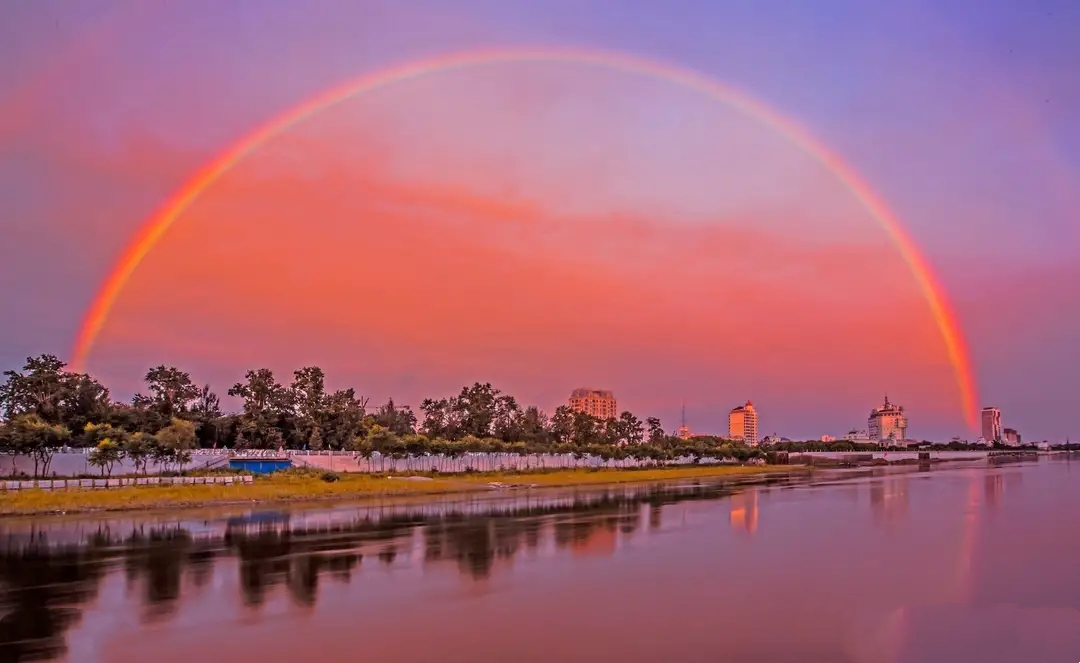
0,465,805,516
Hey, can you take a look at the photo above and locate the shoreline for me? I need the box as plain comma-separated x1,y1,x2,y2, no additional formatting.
0,465,807,517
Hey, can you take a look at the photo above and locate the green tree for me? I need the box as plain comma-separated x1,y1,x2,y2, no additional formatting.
617,411,645,445
374,398,417,437
308,426,323,451
155,419,197,473
549,406,575,445
452,383,502,438
6,414,71,477
88,439,124,477
647,417,665,444
0,355,110,432
228,369,290,448
420,397,454,440
123,432,154,475
289,366,327,446
322,388,367,450
137,365,202,418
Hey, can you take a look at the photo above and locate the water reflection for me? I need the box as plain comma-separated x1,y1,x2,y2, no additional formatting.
0,479,773,661
870,475,909,524
728,489,759,535
2,461,1078,663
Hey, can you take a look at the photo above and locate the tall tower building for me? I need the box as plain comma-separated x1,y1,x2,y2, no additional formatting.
677,403,691,440
568,388,617,420
868,396,908,443
728,401,759,446
981,407,1002,443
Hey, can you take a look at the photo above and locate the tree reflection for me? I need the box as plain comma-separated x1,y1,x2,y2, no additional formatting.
0,476,783,659
0,533,110,662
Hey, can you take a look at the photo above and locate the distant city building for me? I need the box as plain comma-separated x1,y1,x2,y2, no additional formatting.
677,404,691,440
1003,428,1021,446
728,401,759,446
568,388,617,420
868,396,908,443
821,434,836,442
845,429,873,442
981,407,1002,443
761,434,783,446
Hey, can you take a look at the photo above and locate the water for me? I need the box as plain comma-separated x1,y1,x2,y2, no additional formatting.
2,459,1079,663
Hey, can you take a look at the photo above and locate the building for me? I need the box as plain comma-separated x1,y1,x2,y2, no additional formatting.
728,401,759,446
1003,428,1021,446
676,404,691,440
868,396,908,443
568,388,617,420
981,407,1002,443
845,429,873,443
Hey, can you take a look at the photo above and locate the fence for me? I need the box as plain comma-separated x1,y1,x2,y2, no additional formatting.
1,449,745,479
0,475,254,491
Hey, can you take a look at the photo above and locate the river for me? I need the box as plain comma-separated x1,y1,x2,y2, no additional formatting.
1,458,1079,663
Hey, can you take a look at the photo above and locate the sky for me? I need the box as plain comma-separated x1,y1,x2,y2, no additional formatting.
1,0,1078,441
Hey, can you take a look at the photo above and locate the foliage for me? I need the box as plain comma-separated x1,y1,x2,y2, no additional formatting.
88,439,123,478
1,356,774,475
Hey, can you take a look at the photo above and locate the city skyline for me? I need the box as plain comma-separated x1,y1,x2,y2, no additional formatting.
2,2,1078,441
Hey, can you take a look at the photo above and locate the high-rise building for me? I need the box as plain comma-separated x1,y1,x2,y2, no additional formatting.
981,407,1002,443
568,388,617,420
728,401,759,446
868,396,908,443
1003,428,1021,446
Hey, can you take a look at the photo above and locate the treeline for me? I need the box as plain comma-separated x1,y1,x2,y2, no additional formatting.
0,355,763,477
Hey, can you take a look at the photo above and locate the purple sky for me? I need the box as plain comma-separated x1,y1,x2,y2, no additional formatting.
1,0,1078,441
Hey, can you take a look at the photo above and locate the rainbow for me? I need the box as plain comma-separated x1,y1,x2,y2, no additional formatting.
70,46,979,429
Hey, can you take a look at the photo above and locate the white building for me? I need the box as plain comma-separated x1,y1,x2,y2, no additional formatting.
868,396,908,444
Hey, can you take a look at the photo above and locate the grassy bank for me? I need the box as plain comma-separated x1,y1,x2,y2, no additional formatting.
0,465,805,516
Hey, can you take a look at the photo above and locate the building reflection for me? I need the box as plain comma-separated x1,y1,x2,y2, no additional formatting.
729,490,759,535
869,475,909,524
984,473,1004,511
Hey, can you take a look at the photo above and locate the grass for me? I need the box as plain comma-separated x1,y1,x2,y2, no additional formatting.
0,464,807,516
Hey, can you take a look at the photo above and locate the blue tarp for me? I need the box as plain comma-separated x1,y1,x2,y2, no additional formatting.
228,459,292,474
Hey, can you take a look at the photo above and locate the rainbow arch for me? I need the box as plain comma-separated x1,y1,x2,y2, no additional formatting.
70,46,979,429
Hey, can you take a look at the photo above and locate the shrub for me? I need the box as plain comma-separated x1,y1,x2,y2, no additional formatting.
320,471,339,483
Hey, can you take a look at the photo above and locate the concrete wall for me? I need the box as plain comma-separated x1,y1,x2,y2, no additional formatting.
0,475,253,490
292,452,728,474
789,451,989,462
0,451,229,478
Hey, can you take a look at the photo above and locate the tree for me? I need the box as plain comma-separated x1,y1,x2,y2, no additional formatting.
322,388,367,450
0,355,110,432
6,414,70,477
289,366,328,447
374,398,417,437
491,394,522,442
452,383,502,438
88,439,123,478
549,406,575,445
308,426,323,451
647,417,665,444
617,411,645,445
138,365,201,418
123,432,154,475
517,406,550,445
154,419,196,473
0,355,68,422
228,369,290,448
191,384,222,418
420,398,453,440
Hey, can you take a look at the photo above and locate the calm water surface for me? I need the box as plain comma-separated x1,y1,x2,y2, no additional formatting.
2,459,1080,663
